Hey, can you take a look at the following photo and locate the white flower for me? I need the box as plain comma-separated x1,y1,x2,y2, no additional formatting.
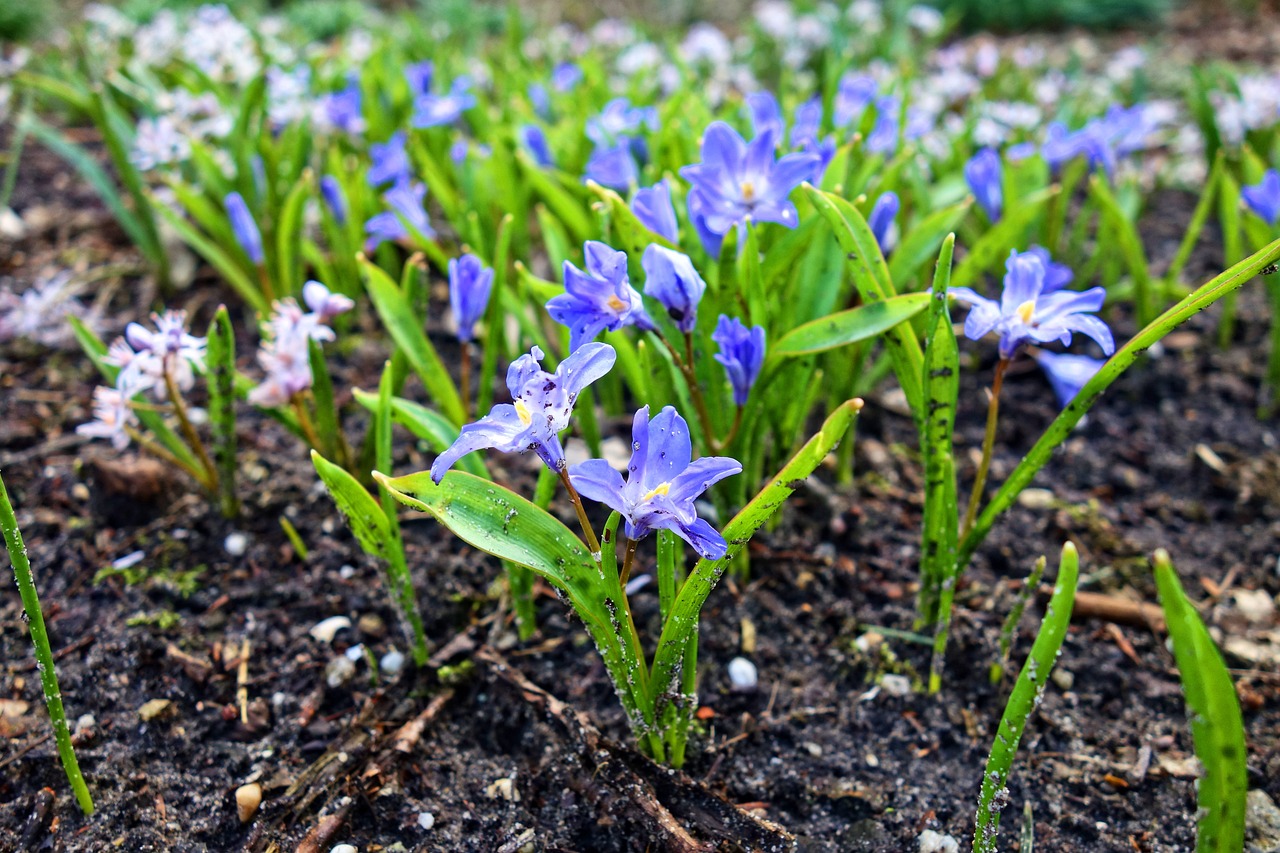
0,272,88,347
77,386,136,449
905,5,944,36
680,24,732,68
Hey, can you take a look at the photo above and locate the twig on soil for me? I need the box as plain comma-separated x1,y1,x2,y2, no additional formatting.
236,637,251,725
1047,586,1166,630
294,806,350,853
11,634,96,672
476,646,797,853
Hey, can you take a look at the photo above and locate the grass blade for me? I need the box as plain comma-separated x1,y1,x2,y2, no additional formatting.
206,306,239,518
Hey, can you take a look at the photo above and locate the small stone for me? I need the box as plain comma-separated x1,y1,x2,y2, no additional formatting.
329,846,358,853
418,811,435,830
339,564,356,579
485,777,520,801
224,532,248,557
71,483,90,502
311,616,353,644
1247,789,1280,852
325,656,356,688
728,657,758,691
802,741,822,757
235,782,262,823
1017,488,1056,510
357,613,387,639
0,207,26,239
138,699,173,722
1234,589,1275,625
380,648,405,675
1052,669,1074,690
918,829,959,853
76,714,96,732
865,753,879,767
880,674,912,697
344,644,366,662
854,631,884,653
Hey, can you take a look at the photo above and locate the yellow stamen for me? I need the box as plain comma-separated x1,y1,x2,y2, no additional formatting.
1016,300,1036,324
606,295,627,312
515,399,533,426
741,181,756,202
641,482,671,502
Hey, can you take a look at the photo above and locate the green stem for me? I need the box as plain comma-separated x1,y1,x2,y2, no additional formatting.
619,537,638,586
291,393,324,452
0,472,95,815
661,334,719,453
460,343,472,421
162,369,219,493
961,358,1007,539
125,425,211,488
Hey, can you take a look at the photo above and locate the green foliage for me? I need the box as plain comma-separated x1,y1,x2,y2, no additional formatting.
1152,550,1247,853
934,0,1174,32
0,0,47,42
207,306,239,519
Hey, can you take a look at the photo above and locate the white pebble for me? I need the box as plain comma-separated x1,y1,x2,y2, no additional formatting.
76,714,96,731
728,656,758,691
112,550,145,569
345,644,366,662
880,674,912,697
224,532,249,557
918,829,959,853
418,811,435,830
311,616,353,644
325,656,356,688
330,846,358,853
381,648,406,675
339,564,356,579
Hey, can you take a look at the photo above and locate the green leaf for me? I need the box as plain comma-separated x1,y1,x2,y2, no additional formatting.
312,451,428,665
352,390,487,478
1152,550,1247,853
1090,176,1152,325
275,171,312,297
206,306,239,519
918,235,958,639
360,256,466,426
154,203,270,314
950,186,1056,292
973,543,1078,853
308,338,341,462
647,398,863,765
771,292,931,358
959,236,1280,570
516,151,593,243
887,199,972,289
803,184,925,425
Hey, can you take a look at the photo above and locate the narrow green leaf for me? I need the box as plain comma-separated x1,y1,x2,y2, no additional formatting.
887,199,972,289
1153,550,1247,853
951,186,1056,291
206,306,239,518
275,171,312,297
516,152,593,243
308,338,341,462
1090,176,1152,325
154,203,270,314
352,389,487,479
772,292,931,357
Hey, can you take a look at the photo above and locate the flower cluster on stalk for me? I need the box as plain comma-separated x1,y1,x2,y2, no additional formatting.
248,282,353,407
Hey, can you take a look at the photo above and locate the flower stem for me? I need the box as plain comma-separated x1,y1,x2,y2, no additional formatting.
460,344,472,420
257,264,276,305
291,393,324,451
961,358,1009,539
0,472,95,816
620,537,639,586
163,368,219,493
558,468,601,556
720,406,745,449
661,334,720,453
124,425,211,489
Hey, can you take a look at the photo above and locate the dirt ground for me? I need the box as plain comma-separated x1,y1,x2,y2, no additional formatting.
3,115,1280,851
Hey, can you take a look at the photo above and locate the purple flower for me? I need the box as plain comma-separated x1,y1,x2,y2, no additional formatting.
109,309,206,400
679,121,820,243
1243,169,1280,225
586,98,656,147
449,253,494,343
834,72,878,128
249,284,350,407
868,191,900,255
1026,245,1073,292
548,241,656,351
789,98,823,149
552,62,583,92
320,175,347,225
632,180,678,243
746,91,784,141
77,386,137,449
584,141,637,190
303,280,354,322
528,83,550,118
225,191,263,264
642,245,705,334
1042,121,1115,176
520,124,554,168
1032,350,1106,408
712,315,765,406
368,131,411,187
325,75,364,134
569,405,741,558
965,148,1003,221
687,190,723,257
405,60,434,97
430,343,617,479
364,180,434,251
948,250,1114,360
412,77,475,128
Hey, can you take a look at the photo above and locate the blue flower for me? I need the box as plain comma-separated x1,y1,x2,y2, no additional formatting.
547,241,656,351
449,253,494,343
520,124,554,167
551,62,583,92
320,176,347,225
746,91,785,141
642,245,705,334
325,75,364,134
368,131,411,187
569,405,741,558
364,180,434,251
1042,121,1115,176
833,72,878,128
1032,350,1106,408
1025,245,1073,292
1243,169,1280,225
225,191,263,264
965,148,1003,221
631,180,678,242
528,82,551,118
586,98,656,147
712,315,766,406
687,190,724,257
431,343,617,480
948,250,1114,360
584,141,638,190
412,76,475,128
679,121,820,243
868,191,899,255
405,60,434,97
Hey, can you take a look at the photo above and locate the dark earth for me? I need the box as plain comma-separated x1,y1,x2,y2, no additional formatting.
3,106,1280,852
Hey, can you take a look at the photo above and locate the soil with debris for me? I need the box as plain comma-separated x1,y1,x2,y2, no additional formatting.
3,127,1280,853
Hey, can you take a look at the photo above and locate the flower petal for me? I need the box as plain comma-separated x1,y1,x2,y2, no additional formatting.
431,406,526,482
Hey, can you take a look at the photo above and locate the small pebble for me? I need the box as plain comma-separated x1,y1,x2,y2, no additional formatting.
345,644,366,662
311,616,353,644
71,483,90,502
880,674,912,697
357,613,386,638
1017,488,1056,510
728,657,758,691
339,564,357,579
918,829,959,853
235,782,262,823
1052,669,1074,690
112,550,146,570
76,714,96,731
418,811,435,830
802,741,822,757
138,698,173,722
325,656,356,688
330,846,358,853
224,532,248,557
381,648,406,675
485,777,520,801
